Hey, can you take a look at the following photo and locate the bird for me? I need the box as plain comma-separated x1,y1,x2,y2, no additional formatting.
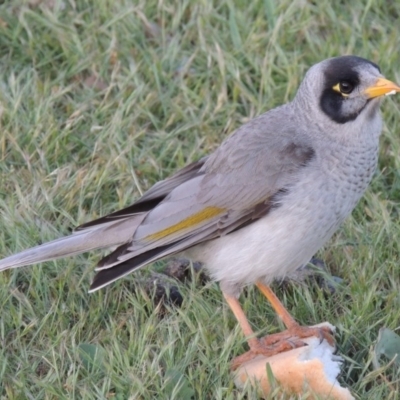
1,55,399,369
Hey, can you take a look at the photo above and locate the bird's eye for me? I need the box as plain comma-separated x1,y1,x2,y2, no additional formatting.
339,81,354,94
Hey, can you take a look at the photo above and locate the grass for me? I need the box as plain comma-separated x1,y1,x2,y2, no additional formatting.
1,0,400,398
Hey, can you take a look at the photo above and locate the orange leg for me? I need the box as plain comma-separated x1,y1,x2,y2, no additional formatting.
223,283,335,370
222,292,258,348
255,281,335,346
223,291,304,370
255,281,297,328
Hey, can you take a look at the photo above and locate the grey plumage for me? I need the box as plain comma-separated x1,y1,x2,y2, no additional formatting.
0,55,399,297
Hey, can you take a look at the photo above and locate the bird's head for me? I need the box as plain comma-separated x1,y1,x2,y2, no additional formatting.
296,55,400,126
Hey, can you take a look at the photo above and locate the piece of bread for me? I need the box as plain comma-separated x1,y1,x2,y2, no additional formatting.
234,323,354,399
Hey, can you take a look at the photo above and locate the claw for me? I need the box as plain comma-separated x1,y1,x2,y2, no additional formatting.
231,336,307,371
288,324,335,347
231,324,336,370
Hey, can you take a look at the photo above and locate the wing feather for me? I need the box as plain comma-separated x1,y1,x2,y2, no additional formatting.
76,158,206,231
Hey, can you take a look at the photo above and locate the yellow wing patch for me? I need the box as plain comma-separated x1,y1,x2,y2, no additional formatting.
146,206,225,240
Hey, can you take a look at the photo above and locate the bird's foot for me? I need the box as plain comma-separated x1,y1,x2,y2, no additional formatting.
231,324,335,371
231,336,305,371
261,323,335,348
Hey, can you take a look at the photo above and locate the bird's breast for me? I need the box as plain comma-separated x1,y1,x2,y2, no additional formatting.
313,140,379,221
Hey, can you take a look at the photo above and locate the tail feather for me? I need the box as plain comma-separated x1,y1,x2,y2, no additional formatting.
89,224,217,291
89,243,174,292
0,215,144,271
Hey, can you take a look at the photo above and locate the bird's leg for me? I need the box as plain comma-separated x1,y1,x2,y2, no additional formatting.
255,281,335,347
222,292,258,348
255,281,297,328
223,292,304,370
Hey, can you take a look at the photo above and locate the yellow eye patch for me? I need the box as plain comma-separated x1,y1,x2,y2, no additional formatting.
332,83,349,97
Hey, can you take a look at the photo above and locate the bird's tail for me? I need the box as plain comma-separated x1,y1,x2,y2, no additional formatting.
0,216,143,271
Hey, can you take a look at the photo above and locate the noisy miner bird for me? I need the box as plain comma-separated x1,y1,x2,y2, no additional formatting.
1,56,399,368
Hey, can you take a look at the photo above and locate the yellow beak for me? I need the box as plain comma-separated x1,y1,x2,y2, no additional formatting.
364,77,400,98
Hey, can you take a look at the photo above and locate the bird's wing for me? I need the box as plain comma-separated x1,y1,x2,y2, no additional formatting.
76,157,207,231
90,109,316,290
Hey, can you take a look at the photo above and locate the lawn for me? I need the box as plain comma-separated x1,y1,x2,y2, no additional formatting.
0,0,400,399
